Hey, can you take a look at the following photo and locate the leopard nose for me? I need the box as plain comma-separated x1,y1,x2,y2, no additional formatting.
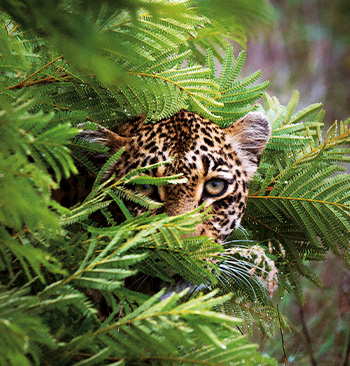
164,201,220,242
164,200,198,217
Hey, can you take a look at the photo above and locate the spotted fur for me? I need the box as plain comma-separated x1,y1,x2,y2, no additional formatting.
74,109,270,243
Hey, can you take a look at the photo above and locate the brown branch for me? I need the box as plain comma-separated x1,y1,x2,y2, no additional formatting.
11,74,72,90
11,74,72,89
249,194,350,211
299,304,318,366
258,323,272,351
277,304,288,366
5,55,64,90
243,213,286,239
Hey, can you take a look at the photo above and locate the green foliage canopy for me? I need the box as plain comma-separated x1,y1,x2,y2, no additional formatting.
0,1,349,365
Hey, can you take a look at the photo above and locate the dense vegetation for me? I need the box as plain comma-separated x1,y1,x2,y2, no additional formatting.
0,1,349,365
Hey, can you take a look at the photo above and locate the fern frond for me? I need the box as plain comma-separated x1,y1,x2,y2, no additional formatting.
117,159,185,183
60,193,112,226
289,103,324,125
68,290,277,366
114,186,163,210
203,48,269,125
218,45,235,89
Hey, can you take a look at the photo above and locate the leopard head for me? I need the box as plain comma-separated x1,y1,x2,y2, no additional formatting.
81,110,270,243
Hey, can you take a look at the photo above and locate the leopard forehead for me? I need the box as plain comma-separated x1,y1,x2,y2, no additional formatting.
127,111,224,154
117,110,241,172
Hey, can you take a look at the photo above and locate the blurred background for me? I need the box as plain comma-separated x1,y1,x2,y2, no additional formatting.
239,1,350,364
243,0,350,124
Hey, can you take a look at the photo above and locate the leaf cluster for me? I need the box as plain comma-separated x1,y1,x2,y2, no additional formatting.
0,0,271,124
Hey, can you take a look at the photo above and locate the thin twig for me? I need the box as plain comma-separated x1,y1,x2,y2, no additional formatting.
7,74,72,89
249,194,350,210
5,55,63,90
299,304,317,366
258,323,272,351
277,304,288,366
8,24,19,35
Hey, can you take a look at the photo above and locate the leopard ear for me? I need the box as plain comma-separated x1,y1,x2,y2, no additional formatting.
77,124,131,169
79,124,131,154
225,111,271,178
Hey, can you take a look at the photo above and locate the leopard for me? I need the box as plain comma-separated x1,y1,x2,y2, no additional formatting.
52,109,271,303
66,109,271,244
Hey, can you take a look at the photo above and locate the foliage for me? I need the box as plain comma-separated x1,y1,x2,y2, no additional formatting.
244,91,350,303
0,0,272,124
0,0,349,365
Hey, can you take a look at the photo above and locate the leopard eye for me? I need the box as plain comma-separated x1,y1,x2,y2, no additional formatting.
134,184,155,196
204,178,228,197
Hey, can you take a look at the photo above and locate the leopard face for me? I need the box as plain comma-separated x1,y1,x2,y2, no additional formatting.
81,109,270,243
